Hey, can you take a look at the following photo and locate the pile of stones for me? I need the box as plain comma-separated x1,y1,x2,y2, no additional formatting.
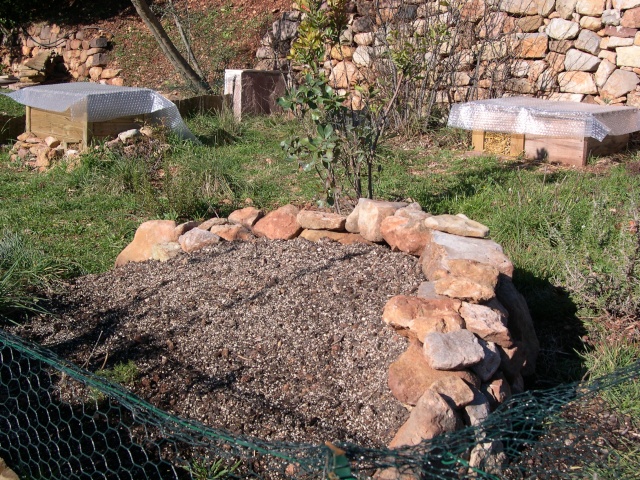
116,199,539,477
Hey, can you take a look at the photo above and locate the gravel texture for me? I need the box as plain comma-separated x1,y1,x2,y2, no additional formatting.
12,238,425,447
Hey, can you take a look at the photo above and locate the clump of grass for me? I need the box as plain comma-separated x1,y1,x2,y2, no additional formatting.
580,340,640,425
187,457,241,480
95,360,139,386
0,229,71,322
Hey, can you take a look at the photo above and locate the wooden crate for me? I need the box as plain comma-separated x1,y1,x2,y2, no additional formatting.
472,130,630,167
25,106,149,146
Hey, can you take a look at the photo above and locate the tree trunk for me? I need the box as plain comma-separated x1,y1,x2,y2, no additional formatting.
130,0,212,94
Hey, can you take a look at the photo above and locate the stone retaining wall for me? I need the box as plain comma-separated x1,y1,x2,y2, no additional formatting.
0,25,120,86
257,0,640,107
116,200,539,474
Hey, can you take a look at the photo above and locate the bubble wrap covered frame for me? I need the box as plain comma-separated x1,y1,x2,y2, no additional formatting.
5,83,196,141
447,97,640,142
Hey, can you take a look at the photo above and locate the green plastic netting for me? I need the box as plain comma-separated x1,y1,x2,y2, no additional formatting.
0,328,638,479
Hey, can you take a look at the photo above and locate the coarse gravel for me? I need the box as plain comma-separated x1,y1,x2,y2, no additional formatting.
11,238,425,447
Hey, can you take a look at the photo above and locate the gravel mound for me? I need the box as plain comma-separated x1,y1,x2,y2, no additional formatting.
13,238,425,447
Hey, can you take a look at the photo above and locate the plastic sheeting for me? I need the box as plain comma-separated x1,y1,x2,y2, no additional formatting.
447,97,640,142
5,83,196,141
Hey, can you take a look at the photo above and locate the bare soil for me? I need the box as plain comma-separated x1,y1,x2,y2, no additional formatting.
10,238,422,447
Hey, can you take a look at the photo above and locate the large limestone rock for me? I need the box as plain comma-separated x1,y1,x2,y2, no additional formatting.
433,276,497,303
388,390,462,448
299,229,371,245
564,49,601,71
346,199,407,242
380,214,431,255
420,230,514,280
383,295,464,341
115,220,178,267
514,33,549,59
575,0,605,15
252,204,303,240
296,210,346,231
574,29,601,55
150,242,182,262
390,341,480,404
556,0,578,18
547,18,580,40
463,387,492,426
388,340,480,405
558,71,598,93
329,61,363,89
424,214,489,238
423,330,485,370
594,58,617,87
471,340,502,382
178,228,221,253
209,224,254,241
616,46,640,67
429,376,476,408
601,68,640,98
459,302,513,347
228,207,263,229
496,278,540,376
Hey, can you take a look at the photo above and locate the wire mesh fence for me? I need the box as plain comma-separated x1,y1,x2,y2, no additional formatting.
1,327,638,479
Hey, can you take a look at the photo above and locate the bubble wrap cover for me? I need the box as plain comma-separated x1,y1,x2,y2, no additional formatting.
6,83,196,141
447,97,640,141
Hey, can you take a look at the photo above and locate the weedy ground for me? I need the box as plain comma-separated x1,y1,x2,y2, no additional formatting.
0,90,639,475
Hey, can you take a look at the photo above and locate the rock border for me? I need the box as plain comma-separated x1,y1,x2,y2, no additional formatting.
116,199,540,477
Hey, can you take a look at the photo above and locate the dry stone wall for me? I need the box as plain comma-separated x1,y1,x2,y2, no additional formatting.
116,200,539,471
0,25,121,86
257,0,640,107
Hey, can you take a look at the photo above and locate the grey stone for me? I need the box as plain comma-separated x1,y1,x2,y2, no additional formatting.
564,48,601,71
547,18,580,40
602,9,622,25
423,330,485,370
463,388,492,426
575,29,601,55
471,340,501,382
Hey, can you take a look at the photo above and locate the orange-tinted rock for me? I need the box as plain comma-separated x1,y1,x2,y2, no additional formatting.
433,276,496,303
356,199,408,242
380,215,431,256
382,295,464,342
299,229,371,245
296,210,346,231
252,204,302,240
388,389,462,448
228,206,263,229
459,302,513,347
115,220,178,267
210,224,254,241
429,376,476,408
388,341,480,405
178,228,221,253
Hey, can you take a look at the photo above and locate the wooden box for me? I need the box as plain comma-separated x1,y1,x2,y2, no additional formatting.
25,106,150,146
472,130,630,167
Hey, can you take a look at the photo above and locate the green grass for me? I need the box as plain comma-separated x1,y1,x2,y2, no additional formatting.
0,89,25,117
95,360,139,386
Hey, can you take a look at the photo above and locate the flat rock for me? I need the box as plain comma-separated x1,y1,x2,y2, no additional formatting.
296,210,346,231
429,376,476,408
115,220,178,267
424,214,490,238
463,387,492,426
210,224,254,241
150,242,182,262
481,372,512,410
433,275,496,303
228,206,263,229
416,281,447,300
547,18,580,40
174,221,200,237
601,68,639,99
459,302,513,347
420,230,514,280
178,228,221,253
299,229,371,245
198,217,229,230
471,340,501,382
252,204,302,240
388,340,480,405
383,295,464,342
380,215,431,256
496,278,540,376
355,199,408,242
388,389,462,448
423,330,485,370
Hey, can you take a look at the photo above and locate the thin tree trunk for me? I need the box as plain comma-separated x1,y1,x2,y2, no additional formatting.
130,0,211,94
167,0,206,80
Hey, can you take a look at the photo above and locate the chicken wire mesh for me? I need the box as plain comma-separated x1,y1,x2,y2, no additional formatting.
0,327,638,480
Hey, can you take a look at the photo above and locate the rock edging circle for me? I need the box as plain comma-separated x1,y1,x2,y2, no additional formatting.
115,199,539,476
